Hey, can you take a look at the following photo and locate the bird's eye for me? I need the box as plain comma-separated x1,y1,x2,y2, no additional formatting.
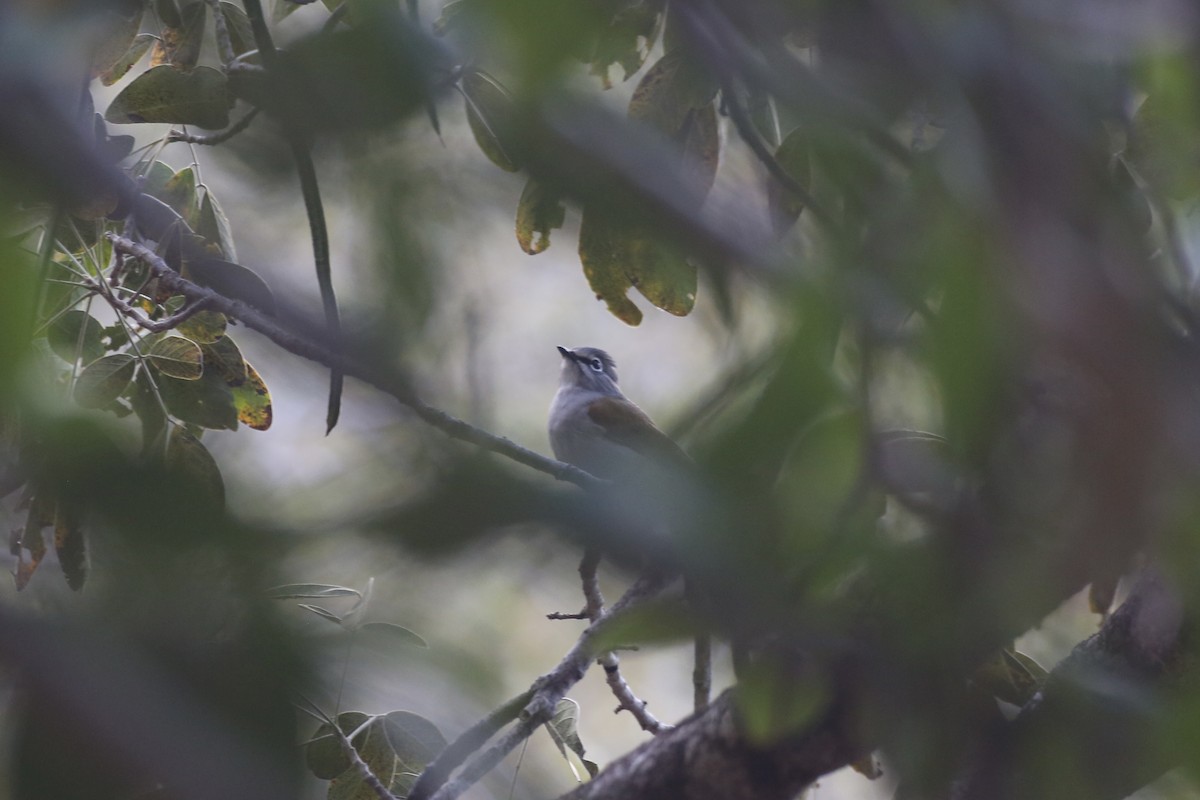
589,358,603,372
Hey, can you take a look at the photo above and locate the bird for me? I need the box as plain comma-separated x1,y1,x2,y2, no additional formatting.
549,345,710,710
548,346,690,481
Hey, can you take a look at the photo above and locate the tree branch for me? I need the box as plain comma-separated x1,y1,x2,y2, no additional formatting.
411,574,672,800
103,232,599,489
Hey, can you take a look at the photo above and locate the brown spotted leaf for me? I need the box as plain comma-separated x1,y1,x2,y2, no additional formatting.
231,362,272,430
516,177,566,255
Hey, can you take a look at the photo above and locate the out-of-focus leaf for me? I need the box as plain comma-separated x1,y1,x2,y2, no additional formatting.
1129,91,1200,200
47,310,106,364
516,177,565,255
627,50,717,136
130,369,169,456
272,0,302,23
100,33,156,86
199,334,245,384
179,311,228,345
106,65,233,129
92,3,146,77
151,1,208,70
577,205,696,324
461,70,522,172
74,354,137,408
185,258,276,314
159,370,238,430
166,427,225,506
589,0,665,89
678,102,719,209
577,207,643,325
299,604,345,625
768,126,813,236
545,698,599,780
589,596,696,651
197,189,238,260
381,711,446,773
156,0,182,28
219,2,256,56
148,335,204,380
736,655,827,744
157,166,200,227
15,493,54,591
53,504,87,591
266,584,362,599
306,711,372,780
230,362,272,431
358,622,428,649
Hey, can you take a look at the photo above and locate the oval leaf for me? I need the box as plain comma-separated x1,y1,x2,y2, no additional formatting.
768,127,813,236
577,207,642,326
218,3,257,57
461,70,521,172
148,335,204,380
231,361,272,430
516,177,566,255
100,32,155,86
306,711,372,780
545,698,599,779
74,353,137,408
266,584,362,599
186,258,277,315
358,621,428,649
106,65,232,129
197,189,238,260
381,711,447,773
200,334,246,383
178,310,228,344
166,427,226,507
159,370,238,430
47,310,106,364
92,5,146,78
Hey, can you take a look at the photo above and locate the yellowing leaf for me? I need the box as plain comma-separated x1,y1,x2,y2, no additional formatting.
148,335,204,380
178,310,228,344
151,1,208,70
589,0,665,89
92,4,145,78
106,65,232,129
231,362,272,430
516,177,566,255
74,354,137,408
578,207,643,326
100,33,156,86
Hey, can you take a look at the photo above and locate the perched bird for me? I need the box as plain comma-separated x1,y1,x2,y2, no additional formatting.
548,346,689,482
549,345,710,710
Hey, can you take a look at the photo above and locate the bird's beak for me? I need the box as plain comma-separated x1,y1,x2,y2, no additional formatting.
557,346,574,361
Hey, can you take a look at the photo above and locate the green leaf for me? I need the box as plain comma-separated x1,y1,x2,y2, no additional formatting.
577,207,643,325
151,1,207,71
736,655,828,744
186,258,277,314
166,427,226,507
218,2,256,56
196,189,238,260
299,604,345,625
178,311,228,345
231,362,272,431
159,369,238,430
265,584,362,600
515,177,566,255
678,102,719,209
272,0,303,23
130,369,169,456
53,503,87,591
358,622,428,649
461,70,522,172
306,711,372,780
140,160,177,198
153,166,200,227
199,334,246,383
627,50,717,137
100,33,156,86
148,335,204,380
544,698,599,780
156,0,182,29
74,354,137,408
47,310,106,364
589,0,665,89
105,65,233,129
768,127,813,236
381,711,447,773
92,4,146,78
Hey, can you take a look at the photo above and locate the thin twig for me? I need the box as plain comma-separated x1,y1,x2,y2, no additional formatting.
207,0,237,67
103,232,599,488
415,574,672,800
167,109,260,146
576,553,671,734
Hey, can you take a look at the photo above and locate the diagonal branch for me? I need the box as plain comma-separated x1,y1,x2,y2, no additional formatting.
103,232,599,489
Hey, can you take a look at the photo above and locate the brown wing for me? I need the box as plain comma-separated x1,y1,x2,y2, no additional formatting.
586,396,691,470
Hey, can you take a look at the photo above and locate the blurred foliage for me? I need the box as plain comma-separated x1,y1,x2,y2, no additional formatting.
3,0,1200,799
